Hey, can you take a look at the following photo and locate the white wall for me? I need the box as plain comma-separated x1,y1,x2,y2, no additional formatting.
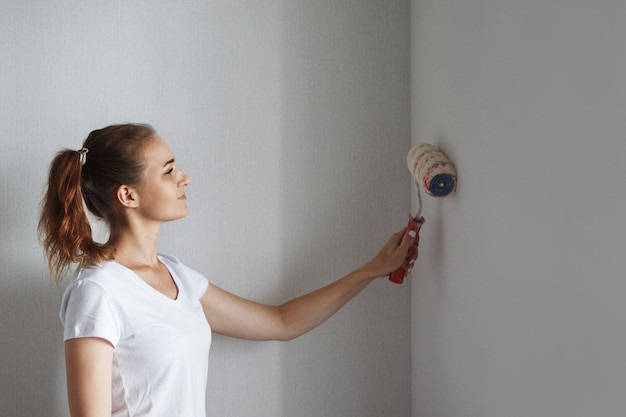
0,1,411,416
411,1,626,416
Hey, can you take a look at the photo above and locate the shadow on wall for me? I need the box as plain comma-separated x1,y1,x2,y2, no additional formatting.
0,269,67,417
276,1,412,416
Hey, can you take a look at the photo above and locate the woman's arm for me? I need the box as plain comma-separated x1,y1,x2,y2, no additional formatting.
65,337,114,417
201,227,417,341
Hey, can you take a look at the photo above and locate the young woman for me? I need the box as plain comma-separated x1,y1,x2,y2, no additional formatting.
39,123,419,417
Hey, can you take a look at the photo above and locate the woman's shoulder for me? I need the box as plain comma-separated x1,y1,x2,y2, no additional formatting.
157,253,210,298
157,253,182,265
66,260,132,295
75,259,124,281
158,253,203,275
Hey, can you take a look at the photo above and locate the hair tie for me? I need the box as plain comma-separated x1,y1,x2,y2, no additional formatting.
78,147,89,165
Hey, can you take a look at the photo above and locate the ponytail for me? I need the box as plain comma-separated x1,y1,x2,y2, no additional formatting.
38,148,115,283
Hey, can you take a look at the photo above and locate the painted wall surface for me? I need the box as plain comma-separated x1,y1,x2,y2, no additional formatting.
0,1,411,416
411,1,626,416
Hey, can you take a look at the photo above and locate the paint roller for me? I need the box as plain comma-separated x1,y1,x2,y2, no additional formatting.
389,143,457,284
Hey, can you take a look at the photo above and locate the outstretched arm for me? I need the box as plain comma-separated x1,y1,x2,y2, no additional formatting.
201,227,418,341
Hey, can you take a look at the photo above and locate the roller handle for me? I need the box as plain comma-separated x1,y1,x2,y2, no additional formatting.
389,215,424,284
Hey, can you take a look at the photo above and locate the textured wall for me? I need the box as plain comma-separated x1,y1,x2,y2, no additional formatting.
0,1,411,416
410,1,626,416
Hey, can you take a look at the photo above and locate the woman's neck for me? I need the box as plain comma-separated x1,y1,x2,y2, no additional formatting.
108,228,160,268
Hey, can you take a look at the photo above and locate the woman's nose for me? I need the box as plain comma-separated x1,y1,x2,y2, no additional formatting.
180,171,191,186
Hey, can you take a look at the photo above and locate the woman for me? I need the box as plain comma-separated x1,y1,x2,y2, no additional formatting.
39,123,419,417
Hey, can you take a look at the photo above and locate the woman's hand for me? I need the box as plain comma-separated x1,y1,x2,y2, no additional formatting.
361,218,423,278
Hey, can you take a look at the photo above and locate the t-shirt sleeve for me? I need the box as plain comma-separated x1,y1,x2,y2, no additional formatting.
60,279,122,346
186,266,210,300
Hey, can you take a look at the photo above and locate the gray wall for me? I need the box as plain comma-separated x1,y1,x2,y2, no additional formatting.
0,1,411,416
411,1,626,416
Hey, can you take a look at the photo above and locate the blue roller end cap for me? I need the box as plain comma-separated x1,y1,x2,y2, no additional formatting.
428,173,455,197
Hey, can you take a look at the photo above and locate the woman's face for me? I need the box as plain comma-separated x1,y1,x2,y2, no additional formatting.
133,135,191,223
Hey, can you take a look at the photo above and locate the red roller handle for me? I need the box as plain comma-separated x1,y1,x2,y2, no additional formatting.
388,215,424,284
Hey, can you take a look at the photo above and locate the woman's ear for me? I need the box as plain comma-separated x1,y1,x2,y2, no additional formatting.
116,185,138,208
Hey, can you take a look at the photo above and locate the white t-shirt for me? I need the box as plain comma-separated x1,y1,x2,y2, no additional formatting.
60,254,212,417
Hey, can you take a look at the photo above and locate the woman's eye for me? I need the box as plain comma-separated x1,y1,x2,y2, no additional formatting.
166,167,174,175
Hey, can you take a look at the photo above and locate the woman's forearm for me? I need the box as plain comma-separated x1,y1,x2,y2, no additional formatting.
275,264,378,340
